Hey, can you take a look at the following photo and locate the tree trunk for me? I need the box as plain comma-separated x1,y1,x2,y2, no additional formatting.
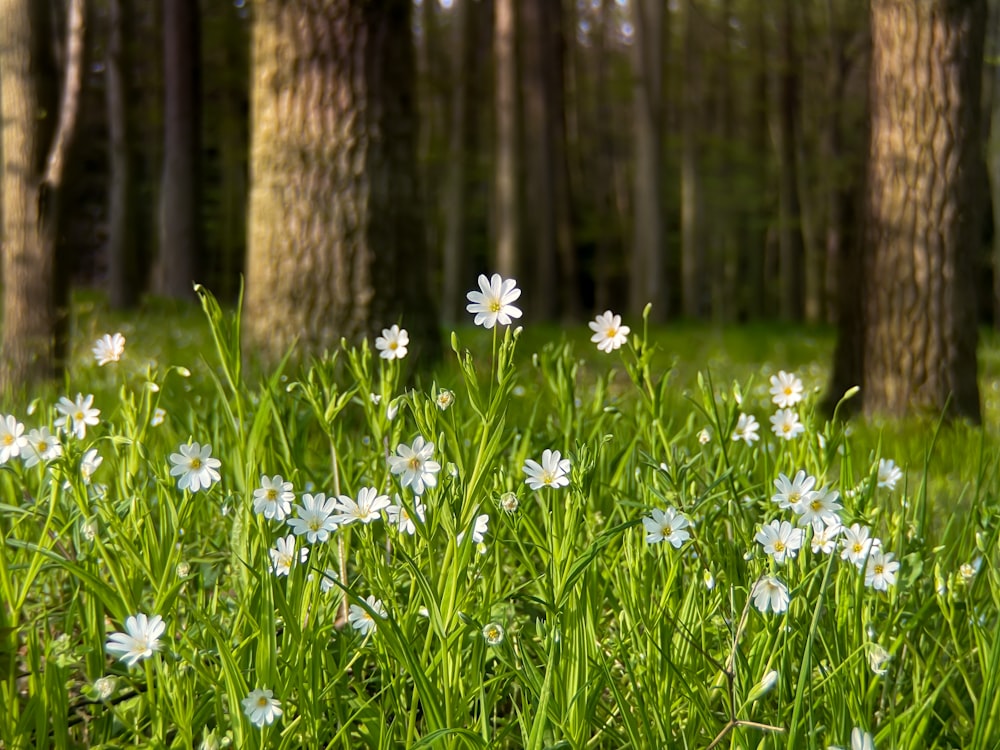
861,0,984,421
776,0,804,322
245,0,440,363
592,0,620,312
629,0,666,320
989,0,1000,328
680,0,704,319
156,0,199,299
493,0,519,280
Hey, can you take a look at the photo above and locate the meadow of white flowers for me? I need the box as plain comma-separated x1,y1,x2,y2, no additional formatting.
0,278,996,749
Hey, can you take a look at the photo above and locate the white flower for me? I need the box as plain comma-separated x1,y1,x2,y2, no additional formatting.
93,676,116,700
93,332,126,365
851,727,876,750
80,448,103,483
54,393,101,440
386,498,425,535
375,325,409,360
334,487,391,526
105,613,166,668
466,273,523,329
435,389,455,410
269,534,308,577
370,393,382,405
810,519,843,554
349,595,387,636
482,622,505,646
770,409,805,440
841,523,880,568
731,413,760,444
752,576,790,615
794,486,842,528
253,475,294,521
865,549,899,591
458,513,490,545
150,407,166,427
23,427,62,468
697,428,711,445
523,449,571,490
877,458,902,490
769,370,804,408
642,507,692,548
388,437,441,495
755,520,804,564
0,415,28,464
867,642,891,676
168,442,222,492
319,567,339,593
588,310,630,353
959,559,981,584
242,688,283,728
772,470,817,510
287,493,338,542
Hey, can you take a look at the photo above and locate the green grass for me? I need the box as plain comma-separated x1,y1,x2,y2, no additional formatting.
1,289,998,749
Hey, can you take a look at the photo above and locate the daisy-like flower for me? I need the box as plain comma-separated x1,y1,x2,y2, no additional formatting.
253,475,294,521
375,325,409,360
242,688,283,728
588,310,630,353
482,622,505,646
80,448,103,483
841,523,880,568
772,470,817,511
269,534,308,577
770,408,805,440
851,727,876,750
435,389,455,411
319,567,339,593
287,493,338,542
168,442,222,492
877,458,903,490
794,486,842,528
92,332,126,366
752,576,790,615
810,519,843,554
466,273,522,329
386,497,425,535
349,595,387,636
150,407,166,427
769,370,804,408
387,437,441,495
105,613,166,668
755,520,804,564
333,487,391,526
865,549,900,591
458,513,490,545
642,507,692,548
523,449,571,490
731,413,760,444
23,427,62,468
54,393,101,440
0,415,28,464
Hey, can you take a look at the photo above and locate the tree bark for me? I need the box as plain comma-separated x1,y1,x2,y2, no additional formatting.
245,0,440,363
680,0,704,319
493,0,519,281
860,0,984,421
776,0,804,321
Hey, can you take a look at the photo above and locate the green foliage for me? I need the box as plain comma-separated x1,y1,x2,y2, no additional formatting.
0,292,998,748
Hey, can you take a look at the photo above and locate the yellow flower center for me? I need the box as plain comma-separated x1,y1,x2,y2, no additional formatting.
266,488,278,501
774,541,786,552
853,543,863,554
784,386,794,396
190,457,202,470
257,696,269,708
660,524,673,537
309,518,323,531
408,457,421,471
788,492,801,504
389,341,398,350
74,411,85,421
2,435,12,446
490,300,501,312
810,499,822,511
782,423,792,433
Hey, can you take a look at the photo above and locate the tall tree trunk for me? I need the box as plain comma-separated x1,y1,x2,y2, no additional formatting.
156,0,199,299
245,0,440,362
776,0,804,321
861,0,984,421
629,0,666,320
592,0,621,312
680,0,704,319
493,0,519,280
989,0,1000,328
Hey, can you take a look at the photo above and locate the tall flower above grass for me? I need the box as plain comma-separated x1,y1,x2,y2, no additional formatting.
772,470,817,510
841,523,880,568
349,595,387,636
523,449,571,490
168,442,221,492
877,458,903,490
769,370,804,408
731,413,760,444
105,613,165,668
0,415,28,464
865,549,899,591
752,576,790,614
770,409,805,440
388,437,441,495
466,273,522,329
755,520,804,564
794,486,842,527
55,394,100,440
23,427,62,468
334,487,390,526
288,493,338,542
270,534,307,577
242,688,283,728
93,332,126,365
375,325,409,360
588,310,630,352
253,475,294,521
642,507,691,548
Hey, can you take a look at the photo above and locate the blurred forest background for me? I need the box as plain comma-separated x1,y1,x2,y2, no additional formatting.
0,0,996,420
